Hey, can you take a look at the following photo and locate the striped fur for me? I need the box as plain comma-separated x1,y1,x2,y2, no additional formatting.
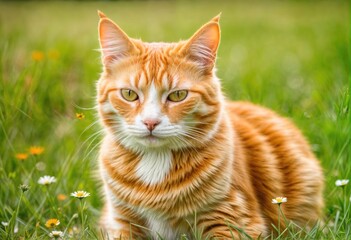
97,12,324,239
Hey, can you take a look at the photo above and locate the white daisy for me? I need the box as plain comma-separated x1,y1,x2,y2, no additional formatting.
272,197,287,204
49,230,64,239
38,176,56,185
70,190,90,199
1,221,9,227
335,179,349,187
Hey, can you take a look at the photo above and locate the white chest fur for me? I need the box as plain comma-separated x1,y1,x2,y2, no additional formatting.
135,150,172,185
146,215,178,239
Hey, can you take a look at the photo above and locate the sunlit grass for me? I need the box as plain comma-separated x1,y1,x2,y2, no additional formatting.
0,1,349,239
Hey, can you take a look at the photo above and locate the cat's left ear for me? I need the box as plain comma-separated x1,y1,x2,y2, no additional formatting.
98,11,137,66
183,15,221,70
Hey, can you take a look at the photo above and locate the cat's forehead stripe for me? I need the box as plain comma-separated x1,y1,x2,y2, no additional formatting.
132,65,174,91
133,72,141,90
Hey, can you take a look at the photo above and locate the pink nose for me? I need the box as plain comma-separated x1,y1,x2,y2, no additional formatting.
143,119,161,131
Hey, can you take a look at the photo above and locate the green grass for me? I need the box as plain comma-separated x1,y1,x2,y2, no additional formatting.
0,1,350,239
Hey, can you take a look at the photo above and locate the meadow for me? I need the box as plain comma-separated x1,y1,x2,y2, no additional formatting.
0,1,349,239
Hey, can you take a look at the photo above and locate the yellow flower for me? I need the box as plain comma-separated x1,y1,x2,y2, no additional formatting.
57,194,67,201
15,153,28,161
272,197,287,205
29,146,44,155
31,51,44,61
76,113,85,120
71,190,90,199
45,218,60,228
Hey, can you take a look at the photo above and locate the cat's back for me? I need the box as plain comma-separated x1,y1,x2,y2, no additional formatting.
226,101,324,228
227,101,314,157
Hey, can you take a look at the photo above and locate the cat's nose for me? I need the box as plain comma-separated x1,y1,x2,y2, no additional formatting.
143,119,161,131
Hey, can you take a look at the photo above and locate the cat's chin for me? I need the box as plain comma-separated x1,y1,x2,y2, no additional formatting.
135,135,169,149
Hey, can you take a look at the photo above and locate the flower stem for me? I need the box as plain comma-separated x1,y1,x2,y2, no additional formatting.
343,186,346,212
80,200,86,236
9,191,23,238
278,204,281,235
45,187,59,216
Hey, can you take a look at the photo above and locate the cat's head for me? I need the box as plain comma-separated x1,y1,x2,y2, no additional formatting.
97,11,224,152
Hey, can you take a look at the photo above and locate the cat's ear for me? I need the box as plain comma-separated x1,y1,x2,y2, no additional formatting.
98,11,136,65
183,14,221,70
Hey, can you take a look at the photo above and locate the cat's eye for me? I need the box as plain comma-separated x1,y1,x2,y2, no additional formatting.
121,89,139,102
167,90,188,102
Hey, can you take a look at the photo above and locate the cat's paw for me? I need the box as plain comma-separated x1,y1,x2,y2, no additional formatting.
105,229,133,240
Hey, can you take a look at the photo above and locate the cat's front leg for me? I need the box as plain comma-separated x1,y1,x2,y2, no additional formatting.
197,201,267,239
201,221,266,240
100,204,146,240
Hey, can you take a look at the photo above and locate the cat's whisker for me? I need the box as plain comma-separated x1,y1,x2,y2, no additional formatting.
74,104,98,111
72,129,104,158
184,121,212,125
174,132,196,145
178,131,206,145
82,138,104,162
82,132,106,158
182,128,208,139
185,128,207,135
80,119,101,137
81,128,105,147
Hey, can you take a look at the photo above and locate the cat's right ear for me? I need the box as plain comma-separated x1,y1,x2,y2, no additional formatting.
98,11,136,65
182,15,221,71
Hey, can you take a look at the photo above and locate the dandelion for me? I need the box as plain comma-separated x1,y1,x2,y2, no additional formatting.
38,176,56,185
29,146,45,155
335,179,349,187
76,113,85,120
57,194,67,201
71,190,90,199
19,184,30,192
15,153,28,161
45,218,60,228
1,221,9,227
49,230,64,239
31,51,44,61
272,197,287,205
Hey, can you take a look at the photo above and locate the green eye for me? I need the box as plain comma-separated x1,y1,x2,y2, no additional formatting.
167,90,188,102
121,89,139,102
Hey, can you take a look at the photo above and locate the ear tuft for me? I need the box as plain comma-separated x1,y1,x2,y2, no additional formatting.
211,13,221,23
184,18,220,70
98,17,135,65
98,10,107,19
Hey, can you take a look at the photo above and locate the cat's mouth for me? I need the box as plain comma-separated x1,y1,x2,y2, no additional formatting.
137,133,168,148
146,135,158,143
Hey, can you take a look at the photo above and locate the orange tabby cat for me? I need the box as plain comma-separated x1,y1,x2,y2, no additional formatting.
97,11,324,239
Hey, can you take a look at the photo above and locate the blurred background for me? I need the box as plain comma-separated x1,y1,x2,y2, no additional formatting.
0,0,349,238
